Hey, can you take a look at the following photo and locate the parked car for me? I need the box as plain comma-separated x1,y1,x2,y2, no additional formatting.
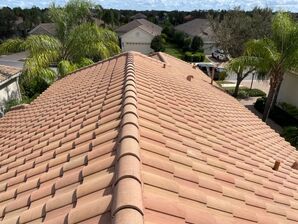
196,62,226,80
212,49,229,61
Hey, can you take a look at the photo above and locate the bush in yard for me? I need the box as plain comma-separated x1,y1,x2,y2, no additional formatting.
218,71,228,81
182,37,192,52
279,102,298,119
162,25,175,40
247,88,266,97
191,36,204,52
192,52,205,62
151,35,166,52
184,51,193,62
282,126,298,149
255,97,298,127
173,31,186,46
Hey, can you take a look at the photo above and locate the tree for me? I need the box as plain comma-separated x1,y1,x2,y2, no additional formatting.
173,31,186,46
0,0,120,80
151,35,166,52
244,12,298,122
191,36,204,52
209,7,272,57
227,57,256,97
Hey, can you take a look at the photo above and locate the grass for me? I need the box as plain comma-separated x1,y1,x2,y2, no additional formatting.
216,80,234,85
164,43,184,59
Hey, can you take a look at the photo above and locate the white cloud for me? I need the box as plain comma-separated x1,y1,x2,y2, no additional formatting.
1,0,298,12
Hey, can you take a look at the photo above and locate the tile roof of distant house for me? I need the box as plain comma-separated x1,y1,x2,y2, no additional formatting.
0,51,298,224
175,18,216,42
0,65,22,84
116,19,162,36
29,23,57,36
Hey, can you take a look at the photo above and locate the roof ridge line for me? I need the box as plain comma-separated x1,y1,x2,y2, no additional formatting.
111,52,144,224
65,52,130,77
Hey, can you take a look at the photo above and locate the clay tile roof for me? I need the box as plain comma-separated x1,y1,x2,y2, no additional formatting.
116,19,162,36
0,51,298,224
0,65,22,84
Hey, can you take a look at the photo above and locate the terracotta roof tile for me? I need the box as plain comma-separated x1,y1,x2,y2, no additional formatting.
1,51,298,223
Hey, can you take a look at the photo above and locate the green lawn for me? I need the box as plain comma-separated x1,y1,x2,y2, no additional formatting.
215,80,234,85
164,43,184,59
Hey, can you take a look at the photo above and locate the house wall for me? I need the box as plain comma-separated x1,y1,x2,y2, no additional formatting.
0,78,21,106
120,27,155,55
277,72,298,107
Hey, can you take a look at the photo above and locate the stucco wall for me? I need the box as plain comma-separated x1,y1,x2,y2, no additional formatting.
277,72,298,107
120,27,155,55
0,79,20,106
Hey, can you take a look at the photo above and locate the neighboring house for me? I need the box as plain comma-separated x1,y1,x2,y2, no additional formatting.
0,65,22,116
0,51,298,223
131,13,147,20
28,23,57,36
277,71,298,107
175,18,216,54
116,19,162,54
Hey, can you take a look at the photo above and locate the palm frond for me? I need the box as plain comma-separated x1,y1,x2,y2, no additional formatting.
64,23,120,61
57,60,77,77
0,38,26,55
24,35,62,56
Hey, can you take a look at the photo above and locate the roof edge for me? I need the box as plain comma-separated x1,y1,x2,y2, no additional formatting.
112,52,144,224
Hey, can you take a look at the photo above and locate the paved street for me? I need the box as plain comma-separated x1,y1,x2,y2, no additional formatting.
0,51,27,68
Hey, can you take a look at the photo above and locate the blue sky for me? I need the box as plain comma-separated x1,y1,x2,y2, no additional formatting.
1,0,298,12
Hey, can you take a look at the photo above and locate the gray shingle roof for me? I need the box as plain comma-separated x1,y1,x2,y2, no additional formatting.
175,18,215,43
116,19,162,36
29,23,57,36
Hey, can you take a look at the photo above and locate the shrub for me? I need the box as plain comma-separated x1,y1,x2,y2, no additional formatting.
192,52,205,62
173,31,186,46
279,102,298,119
162,25,175,40
184,51,193,62
247,88,266,97
191,36,204,52
218,71,228,81
20,74,50,100
151,35,166,52
254,97,298,127
282,126,298,148
182,37,192,52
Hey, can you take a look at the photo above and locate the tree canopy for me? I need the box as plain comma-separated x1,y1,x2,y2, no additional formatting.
209,7,273,57
0,0,120,79
242,12,298,121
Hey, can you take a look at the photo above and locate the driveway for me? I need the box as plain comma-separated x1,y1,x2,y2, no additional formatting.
0,51,27,68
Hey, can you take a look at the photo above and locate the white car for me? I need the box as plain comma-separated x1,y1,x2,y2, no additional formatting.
212,49,229,61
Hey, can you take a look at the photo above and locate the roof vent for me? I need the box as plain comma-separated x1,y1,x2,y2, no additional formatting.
163,63,166,68
187,75,194,81
272,160,280,171
291,161,298,170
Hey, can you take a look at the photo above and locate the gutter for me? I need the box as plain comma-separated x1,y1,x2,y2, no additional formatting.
0,72,21,88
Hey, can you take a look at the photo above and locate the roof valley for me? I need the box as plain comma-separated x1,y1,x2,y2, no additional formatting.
112,52,144,223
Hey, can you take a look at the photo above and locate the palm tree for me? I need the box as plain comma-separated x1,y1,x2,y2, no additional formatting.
244,12,298,122
0,0,120,80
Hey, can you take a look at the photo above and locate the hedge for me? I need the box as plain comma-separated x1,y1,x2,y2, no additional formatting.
184,52,205,62
254,97,298,127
